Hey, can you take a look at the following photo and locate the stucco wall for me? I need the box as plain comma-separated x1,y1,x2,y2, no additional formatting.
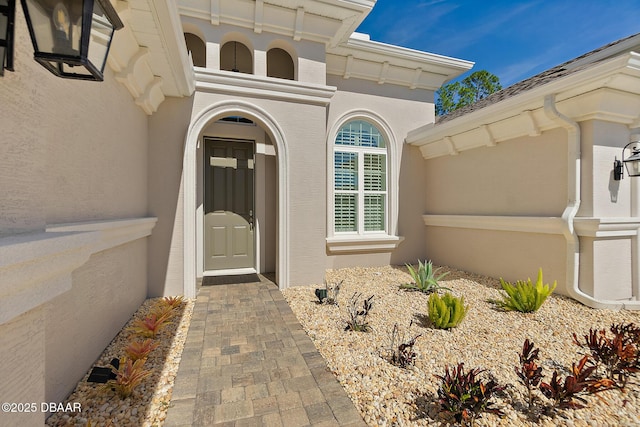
423,128,568,216
325,83,433,270
45,239,148,404
147,97,194,297
0,8,150,418
421,128,570,291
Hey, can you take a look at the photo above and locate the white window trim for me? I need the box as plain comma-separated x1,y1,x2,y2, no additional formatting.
326,110,403,253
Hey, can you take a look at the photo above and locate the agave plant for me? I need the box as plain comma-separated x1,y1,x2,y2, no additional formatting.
491,268,556,313
428,292,468,330
400,260,451,293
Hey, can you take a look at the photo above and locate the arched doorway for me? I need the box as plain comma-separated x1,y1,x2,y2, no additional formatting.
183,101,289,297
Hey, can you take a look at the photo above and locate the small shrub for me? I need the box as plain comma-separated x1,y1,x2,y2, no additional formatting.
161,295,184,310
128,311,173,338
435,363,504,426
539,355,595,411
345,293,374,332
573,323,640,389
516,339,544,412
400,260,451,293
387,322,421,368
428,292,468,330
125,338,160,361
491,268,556,313
321,279,342,305
107,357,152,398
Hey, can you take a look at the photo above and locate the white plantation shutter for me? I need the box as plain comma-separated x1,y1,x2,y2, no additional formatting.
333,120,387,234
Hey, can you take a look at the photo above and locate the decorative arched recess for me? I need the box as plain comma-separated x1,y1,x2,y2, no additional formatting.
183,101,290,297
326,110,403,253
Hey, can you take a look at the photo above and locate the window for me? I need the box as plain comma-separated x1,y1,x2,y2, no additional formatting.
333,120,387,234
267,48,295,80
220,41,252,74
184,33,206,67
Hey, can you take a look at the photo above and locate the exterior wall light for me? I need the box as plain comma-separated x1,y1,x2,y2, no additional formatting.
1,0,123,81
0,0,16,75
614,141,640,181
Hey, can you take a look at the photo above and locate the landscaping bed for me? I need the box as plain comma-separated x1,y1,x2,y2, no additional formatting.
46,297,194,427
282,265,640,426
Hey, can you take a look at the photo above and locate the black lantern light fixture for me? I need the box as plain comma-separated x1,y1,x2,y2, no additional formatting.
0,0,15,76
2,0,123,81
614,140,640,181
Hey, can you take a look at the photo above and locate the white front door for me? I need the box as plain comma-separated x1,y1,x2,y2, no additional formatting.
204,138,255,271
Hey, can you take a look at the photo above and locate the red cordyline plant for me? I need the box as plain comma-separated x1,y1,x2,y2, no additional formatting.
539,355,601,411
573,323,640,389
435,363,505,427
516,339,543,411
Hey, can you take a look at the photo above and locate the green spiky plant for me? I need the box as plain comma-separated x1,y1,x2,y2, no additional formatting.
491,268,556,313
428,292,468,330
400,260,451,293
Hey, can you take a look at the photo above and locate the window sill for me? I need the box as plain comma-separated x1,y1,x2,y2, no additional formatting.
326,235,404,254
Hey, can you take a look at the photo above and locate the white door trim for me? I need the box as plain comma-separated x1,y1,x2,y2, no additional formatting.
184,100,289,297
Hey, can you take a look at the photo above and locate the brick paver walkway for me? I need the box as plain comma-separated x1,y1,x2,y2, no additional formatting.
164,277,366,426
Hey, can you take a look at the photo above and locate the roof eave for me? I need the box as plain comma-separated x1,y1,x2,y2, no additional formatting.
407,52,640,149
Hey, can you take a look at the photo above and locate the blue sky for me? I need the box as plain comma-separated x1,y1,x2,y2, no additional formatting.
357,0,640,88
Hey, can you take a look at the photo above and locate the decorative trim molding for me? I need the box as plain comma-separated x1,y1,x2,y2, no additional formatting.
46,217,158,253
194,68,336,105
574,217,640,237
326,235,404,253
0,217,157,325
108,0,194,115
422,215,566,235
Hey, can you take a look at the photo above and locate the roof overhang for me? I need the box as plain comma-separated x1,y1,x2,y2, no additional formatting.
407,52,640,159
108,0,195,115
327,33,474,90
177,0,375,47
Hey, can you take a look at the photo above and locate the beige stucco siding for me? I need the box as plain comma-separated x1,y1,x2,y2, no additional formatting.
424,128,569,216
425,226,567,290
45,239,148,404
580,120,634,217
147,97,194,297
326,83,434,270
0,9,151,416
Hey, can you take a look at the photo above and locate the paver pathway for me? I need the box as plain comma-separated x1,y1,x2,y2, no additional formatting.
164,277,367,426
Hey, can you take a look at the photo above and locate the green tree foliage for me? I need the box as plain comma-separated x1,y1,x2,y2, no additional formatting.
436,70,502,116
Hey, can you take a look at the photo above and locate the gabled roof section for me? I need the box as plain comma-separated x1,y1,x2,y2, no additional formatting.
437,32,640,124
326,33,474,90
177,0,375,47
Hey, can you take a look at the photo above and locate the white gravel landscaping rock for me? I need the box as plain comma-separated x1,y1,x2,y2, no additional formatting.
45,297,194,427
282,265,640,427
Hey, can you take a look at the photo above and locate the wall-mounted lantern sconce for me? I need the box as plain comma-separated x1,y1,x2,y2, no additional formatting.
0,0,15,76
1,0,123,81
614,141,640,180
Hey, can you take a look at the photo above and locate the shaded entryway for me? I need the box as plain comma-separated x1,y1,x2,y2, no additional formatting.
164,277,366,426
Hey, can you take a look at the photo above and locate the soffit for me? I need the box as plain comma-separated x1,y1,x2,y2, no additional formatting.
107,0,195,115
407,52,640,159
326,35,474,90
177,0,374,46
